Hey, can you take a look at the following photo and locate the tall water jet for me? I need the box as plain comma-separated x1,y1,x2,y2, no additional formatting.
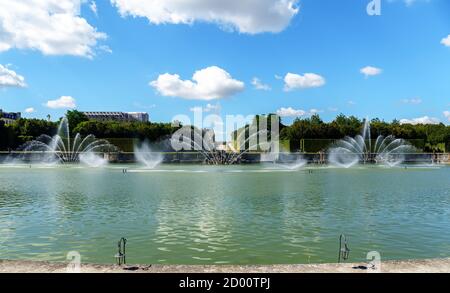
168,114,287,166
329,119,415,168
169,126,234,165
134,142,163,169
18,118,117,165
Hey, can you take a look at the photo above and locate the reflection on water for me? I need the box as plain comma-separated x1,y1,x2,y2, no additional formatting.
0,164,449,264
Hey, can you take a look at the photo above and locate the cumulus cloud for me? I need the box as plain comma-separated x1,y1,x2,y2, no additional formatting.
400,116,440,125
441,35,450,47
0,0,106,58
276,107,305,117
110,0,299,34
24,107,35,113
402,98,422,104
360,66,382,78
150,66,245,100
276,107,321,118
252,77,271,91
45,96,77,109
283,73,325,91
444,111,450,122
0,65,26,88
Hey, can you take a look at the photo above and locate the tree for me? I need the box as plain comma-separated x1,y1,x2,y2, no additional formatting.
66,110,88,130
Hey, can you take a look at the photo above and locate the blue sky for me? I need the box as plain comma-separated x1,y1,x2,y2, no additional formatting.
0,0,450,127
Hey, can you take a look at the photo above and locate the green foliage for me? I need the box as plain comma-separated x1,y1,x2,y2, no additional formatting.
280,115,450,152
66,110,88,130
73,120,178,141
0,119,57,149
1,113,449,152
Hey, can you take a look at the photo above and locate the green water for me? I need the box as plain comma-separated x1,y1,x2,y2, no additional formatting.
0,164,449,265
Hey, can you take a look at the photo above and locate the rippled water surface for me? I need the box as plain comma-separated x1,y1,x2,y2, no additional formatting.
1,164,449,264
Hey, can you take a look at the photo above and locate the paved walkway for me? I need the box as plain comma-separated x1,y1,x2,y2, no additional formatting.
1,258,450,273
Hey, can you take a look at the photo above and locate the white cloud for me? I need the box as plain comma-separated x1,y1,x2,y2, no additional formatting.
309,108,323,114
90,1,98,16
402,98,422,104
0,65,26,88
444,111,450,122
190,103,221,113
0,0,106,58
276,107,321,118
252,78,271,91
328,107,339,112
99,45,113,54
387,0,428,7
348,100,356,105
400,116,440,125
111,0,299,34
205,103,221,112
24,107,35,113
276,107,306,117
360,66,382,78
283,73,326,91
441,35,450,47
45,96,77,109
150,66,245,100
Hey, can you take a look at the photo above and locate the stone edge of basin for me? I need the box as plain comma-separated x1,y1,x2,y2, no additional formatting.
1,258,450,273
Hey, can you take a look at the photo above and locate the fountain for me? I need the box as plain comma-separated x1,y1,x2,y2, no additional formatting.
168,125,307,168
79,152,109,168
18,117,117,166
328,119,415,168
169,126,242,165
134,142,163,169
277,157,308,170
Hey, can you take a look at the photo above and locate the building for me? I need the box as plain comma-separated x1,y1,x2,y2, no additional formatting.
82,112,149,122
0,109,21,125
126,112,150,122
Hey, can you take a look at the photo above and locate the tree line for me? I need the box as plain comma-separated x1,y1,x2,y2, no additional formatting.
280,114,450,152
234,114,450,153
1,111,449,152
0,111,179,151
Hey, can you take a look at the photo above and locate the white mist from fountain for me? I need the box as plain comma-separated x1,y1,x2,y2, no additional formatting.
170,126,307,169
329,119,415,168
278,157,308,170
134,142,163,169
260,142,307,170
79,152,108,168
19,117,116,166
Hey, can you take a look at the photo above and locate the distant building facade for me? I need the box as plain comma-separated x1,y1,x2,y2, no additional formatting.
126,112,149,122
82,112,149,122
0,109,21,125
